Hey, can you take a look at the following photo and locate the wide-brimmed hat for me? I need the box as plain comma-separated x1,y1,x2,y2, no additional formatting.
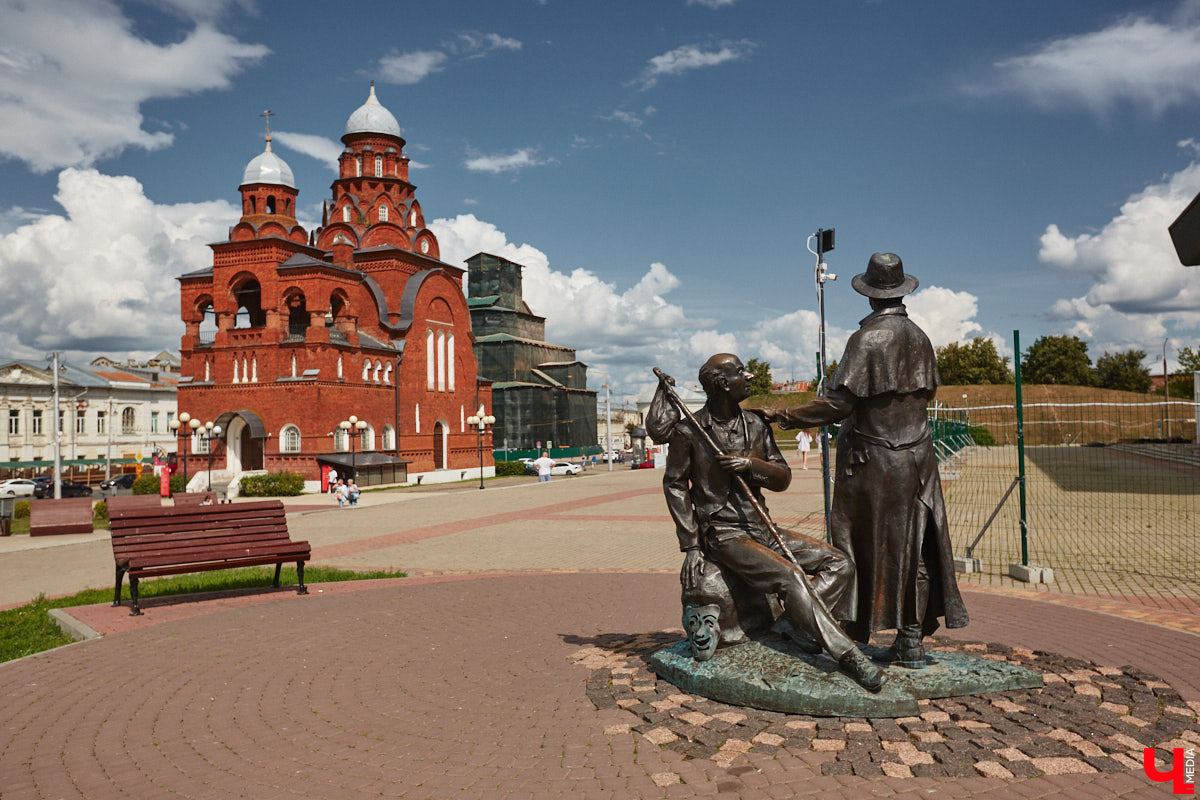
851,252,918,299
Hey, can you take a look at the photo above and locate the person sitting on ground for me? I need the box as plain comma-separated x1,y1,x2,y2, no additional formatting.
347,478,360,507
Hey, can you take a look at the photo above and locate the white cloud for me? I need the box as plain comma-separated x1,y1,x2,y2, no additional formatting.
272,131,342,170
463,148,546,174
378,50,449,85
633,40,757,89
1038,149,1200,354
968,12,1200,114
905,286,984,348
0,0,268,172
0,168,237,354
376,31,520,85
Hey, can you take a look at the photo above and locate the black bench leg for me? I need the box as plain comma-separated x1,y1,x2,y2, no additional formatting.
112,565,126,607
129,576,142,616
272,563,282,587
296,561,308,595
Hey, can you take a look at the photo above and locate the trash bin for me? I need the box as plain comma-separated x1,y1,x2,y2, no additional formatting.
0,495,14,536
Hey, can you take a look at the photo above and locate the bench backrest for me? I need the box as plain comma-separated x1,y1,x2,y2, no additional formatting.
110,500,292,565
30,497,94,536
106,495,165,513
174,491,217,506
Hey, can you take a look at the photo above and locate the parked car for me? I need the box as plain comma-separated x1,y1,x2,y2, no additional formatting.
0,478,37,497
99,473,138,491
550,461,582,476
630,459,655,470
33,480,93,499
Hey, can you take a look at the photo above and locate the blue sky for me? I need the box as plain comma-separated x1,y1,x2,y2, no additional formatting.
1,0,1198,399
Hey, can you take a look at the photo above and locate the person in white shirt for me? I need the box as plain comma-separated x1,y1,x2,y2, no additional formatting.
795,429,813,469
532,451,556,483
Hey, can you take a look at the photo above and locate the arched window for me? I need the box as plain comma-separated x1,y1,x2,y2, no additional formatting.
436,331,446,392
447,333,455,391
343,206,351,223
383,363,393,386
251,357,258,383
204,359,210,382
374,155,383,176
337,356,343,380
334,428,348,452
374,360,382,384
232,278,264,328
266,195,276,214
410,208,418,227
291,355,297,377
355,155,362,177
378,205,388,223
360,424,374,452
232,358,240,383
426,329,435,389
121,407,136,435
281,425,301,454
382,424,395,450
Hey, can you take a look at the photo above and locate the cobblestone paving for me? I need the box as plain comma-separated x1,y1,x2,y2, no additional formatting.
572,633,1200,780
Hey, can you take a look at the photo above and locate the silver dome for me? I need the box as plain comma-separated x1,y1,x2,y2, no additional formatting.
345,83,402,138
241,140,295,189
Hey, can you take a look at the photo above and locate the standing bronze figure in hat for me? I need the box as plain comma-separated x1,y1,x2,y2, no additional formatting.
756,253,969,667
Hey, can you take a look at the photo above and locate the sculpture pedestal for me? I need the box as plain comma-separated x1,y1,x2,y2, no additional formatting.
650,635,1044,718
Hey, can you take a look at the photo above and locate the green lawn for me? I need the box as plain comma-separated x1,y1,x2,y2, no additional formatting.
0,566,406,664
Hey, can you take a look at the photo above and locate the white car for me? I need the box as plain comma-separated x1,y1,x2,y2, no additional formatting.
550,461,583,476
0,478,36,497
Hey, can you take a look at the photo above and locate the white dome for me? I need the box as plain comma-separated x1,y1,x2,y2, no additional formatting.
345,83,402,138
241,140,295,189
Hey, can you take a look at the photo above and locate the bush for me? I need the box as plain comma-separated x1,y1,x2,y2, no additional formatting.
93,499,108,522
494,460,526,477
14,500,30,519
969,425,996,446
238,472,305,497
133,473,185,495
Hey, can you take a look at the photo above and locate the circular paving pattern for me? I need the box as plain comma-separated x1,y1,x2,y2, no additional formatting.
570,632,1200,779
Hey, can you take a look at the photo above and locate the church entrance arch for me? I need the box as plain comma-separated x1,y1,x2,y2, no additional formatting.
433,421,448,469
215,409,267,473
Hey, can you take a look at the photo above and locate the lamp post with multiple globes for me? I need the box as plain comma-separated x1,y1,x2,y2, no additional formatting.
339,415,368,481
168,412,201,488
466,405,496,490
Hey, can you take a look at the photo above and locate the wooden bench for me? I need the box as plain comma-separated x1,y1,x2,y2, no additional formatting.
108,500,310,615
173,491,217,506
30,497,94,536
105,495,164,513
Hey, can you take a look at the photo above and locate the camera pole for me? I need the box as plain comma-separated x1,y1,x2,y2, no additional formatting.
808,229,836,542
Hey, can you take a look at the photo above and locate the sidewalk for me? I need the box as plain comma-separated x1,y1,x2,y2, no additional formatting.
1,460,1197,798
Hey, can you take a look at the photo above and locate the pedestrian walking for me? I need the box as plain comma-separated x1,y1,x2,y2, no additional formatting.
795,429,813,469
327,467,338,494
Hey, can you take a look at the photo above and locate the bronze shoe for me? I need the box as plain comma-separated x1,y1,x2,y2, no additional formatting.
839,650,886,692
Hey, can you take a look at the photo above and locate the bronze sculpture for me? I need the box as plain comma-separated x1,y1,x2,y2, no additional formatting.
649,354,885,692
757,253,968,667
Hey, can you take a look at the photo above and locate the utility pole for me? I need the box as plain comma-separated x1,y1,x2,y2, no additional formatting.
605,382,612,472
808,228,836,543
51,352,62,499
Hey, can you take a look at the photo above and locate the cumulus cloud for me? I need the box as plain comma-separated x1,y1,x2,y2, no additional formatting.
376,30,520,86
0,0,268,172
905,286,984,348
633,40,757,90
966,10,1200,114
272,132,342,170
378,50,449,85
463,148,546,174
0,168,237,354
1038,149,1200,353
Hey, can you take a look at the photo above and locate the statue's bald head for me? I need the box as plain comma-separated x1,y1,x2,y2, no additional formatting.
698,353,745,396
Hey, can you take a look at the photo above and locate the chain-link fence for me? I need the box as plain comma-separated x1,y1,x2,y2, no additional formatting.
942,395,1199,598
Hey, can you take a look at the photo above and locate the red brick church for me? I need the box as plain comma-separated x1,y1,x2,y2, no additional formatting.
176,85,492,491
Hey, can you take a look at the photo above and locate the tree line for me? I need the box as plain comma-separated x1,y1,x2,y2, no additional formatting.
747,338,1198,395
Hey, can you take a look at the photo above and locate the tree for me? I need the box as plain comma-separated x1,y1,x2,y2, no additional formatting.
1094,349,1151,393
811,359,838,390
746,358,773,396
936,338,1013,385
1163,344,1199,397
1021,335,1095,386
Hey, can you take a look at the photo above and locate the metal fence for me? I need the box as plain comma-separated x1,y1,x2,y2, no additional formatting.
940,396,1199,598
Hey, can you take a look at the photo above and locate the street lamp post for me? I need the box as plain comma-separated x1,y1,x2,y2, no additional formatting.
168,412,201,489
466,405,496,490
339,415,367,481
202,421,223,492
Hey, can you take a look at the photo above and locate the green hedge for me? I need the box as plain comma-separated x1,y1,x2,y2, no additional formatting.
238,472,305,497
133,473,186,495
969,425,997,446
14,500,30,519
494,461,526,477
